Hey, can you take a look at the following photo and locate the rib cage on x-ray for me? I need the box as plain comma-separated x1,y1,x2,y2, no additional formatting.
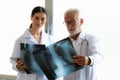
20,37,84,80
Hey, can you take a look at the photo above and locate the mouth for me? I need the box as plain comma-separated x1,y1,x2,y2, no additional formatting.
68,28,74,31
37,24,41,26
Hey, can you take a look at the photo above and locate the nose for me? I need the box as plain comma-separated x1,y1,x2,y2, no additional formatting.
38,20,43,24
66,22,74,27
67,24,73,27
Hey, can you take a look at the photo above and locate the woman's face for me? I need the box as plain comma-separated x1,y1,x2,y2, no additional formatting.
31,12,47,28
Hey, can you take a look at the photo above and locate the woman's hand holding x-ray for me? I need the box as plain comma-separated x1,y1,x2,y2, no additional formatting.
16,58,27,71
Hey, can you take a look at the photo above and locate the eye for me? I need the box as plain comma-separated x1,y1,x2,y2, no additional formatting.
65,20,76,25
71,20,76,24
41,18,45,21
35,16,39,20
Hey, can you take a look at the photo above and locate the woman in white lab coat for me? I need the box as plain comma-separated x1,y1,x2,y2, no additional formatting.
63,8,103,80
10,6,54,80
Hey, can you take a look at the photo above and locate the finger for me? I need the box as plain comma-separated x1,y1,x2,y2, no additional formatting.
16,58,21,63
73,58,85,66
16,58,20,61
73,58,80,63
17,64,27,71
21,64,27,69
20,62,24,66
16,58,24,64
16,59,25,67
73,55,79,59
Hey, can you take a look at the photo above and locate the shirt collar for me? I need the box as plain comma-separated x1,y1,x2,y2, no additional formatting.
23,29,32,39
70,31,86,41
79,31,86,40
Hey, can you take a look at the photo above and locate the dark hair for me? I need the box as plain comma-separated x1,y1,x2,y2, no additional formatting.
30,6,47,28
31,6,47,17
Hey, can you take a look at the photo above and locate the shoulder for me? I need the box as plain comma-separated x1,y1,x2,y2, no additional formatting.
15,29,29,44
42,32,54,43
43,32,53,39
85,32,100,43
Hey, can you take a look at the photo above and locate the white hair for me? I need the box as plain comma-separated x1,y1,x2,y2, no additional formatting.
64,8,81,18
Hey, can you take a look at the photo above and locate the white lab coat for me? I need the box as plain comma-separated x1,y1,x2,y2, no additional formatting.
63,31,103,80
10,29,59,80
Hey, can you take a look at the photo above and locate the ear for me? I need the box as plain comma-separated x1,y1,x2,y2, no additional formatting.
30,16,32,21
80,18,84,25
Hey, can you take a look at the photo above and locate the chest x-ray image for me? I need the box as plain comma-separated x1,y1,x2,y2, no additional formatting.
20,37,84,80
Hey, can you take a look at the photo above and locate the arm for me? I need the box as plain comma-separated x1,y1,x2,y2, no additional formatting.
73,35,103,66
10,39,31,74
10,38,27,72
88,35,103,66
10,39,21,72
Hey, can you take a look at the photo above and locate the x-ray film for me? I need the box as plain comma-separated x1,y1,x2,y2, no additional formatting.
20,37,84,80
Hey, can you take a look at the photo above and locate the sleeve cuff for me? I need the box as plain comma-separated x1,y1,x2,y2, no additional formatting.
88,56,94,66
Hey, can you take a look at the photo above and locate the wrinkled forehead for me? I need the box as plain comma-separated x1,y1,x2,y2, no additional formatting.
64,13,78,21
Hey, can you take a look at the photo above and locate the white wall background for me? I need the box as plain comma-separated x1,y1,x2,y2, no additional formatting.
0,0,45,75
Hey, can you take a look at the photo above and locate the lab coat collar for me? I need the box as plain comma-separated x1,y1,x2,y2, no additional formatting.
70,31,86,41
22,29,48,44
22,29,39,44
79,31,86,40
69,31,86,43
23,29,32,40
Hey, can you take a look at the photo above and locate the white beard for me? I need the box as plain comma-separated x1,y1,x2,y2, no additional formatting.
68,28,81,36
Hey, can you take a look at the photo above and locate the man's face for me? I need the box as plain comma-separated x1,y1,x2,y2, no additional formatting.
64,13,83,36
